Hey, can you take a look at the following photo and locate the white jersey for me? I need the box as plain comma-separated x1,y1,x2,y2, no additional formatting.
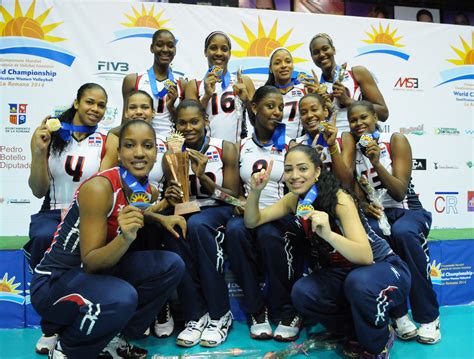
355,132,423,210
150,136,167,195
240,136,291,208
320,64,361,133
188,137,225,207
294,133,336,167
197,74,247,143
281,83,306,139
135,70,185,138
43,131,106,211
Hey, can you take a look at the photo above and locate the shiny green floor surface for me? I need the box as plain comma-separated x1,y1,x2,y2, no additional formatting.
0,305,472,358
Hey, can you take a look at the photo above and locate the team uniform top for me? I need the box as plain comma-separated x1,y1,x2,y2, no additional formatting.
240,135,291,209
196,74,247,143
355,132,423,210
135,70,185,138
41,131,107,211
281,83,306,139
188,137,225,207
320,64,361,133
302,209,393,268
35,167,152,276
294,134,341,169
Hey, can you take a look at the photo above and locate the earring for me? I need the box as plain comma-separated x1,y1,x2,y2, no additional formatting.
314,177,319,183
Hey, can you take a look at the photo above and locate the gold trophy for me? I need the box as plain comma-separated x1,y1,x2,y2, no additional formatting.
165,131,200,215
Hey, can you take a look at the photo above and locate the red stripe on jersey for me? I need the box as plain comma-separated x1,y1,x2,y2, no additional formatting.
135,73,143,90
347,70,360,100
99,133,107,160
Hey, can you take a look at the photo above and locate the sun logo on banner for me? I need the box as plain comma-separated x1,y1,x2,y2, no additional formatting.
113,4,170,42
0,273,24,305
228,17,306,76
430,260,442,285
356,23,410,61
0,0,75,66
436,32,474,86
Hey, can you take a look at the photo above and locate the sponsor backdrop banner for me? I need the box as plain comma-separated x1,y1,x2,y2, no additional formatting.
0,0,473,235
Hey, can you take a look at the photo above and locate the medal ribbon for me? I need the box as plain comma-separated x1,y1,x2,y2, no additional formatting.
148,67,176,98
58,123,98,141
119,166,151,209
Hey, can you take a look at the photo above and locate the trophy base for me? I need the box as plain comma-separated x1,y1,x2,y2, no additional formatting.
174,200,201,216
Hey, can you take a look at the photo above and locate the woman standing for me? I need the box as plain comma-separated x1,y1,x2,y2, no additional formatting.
309,33,389,132
185,31,255,143
122,29,186,138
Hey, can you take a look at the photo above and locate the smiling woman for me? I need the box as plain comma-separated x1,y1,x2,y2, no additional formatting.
156,99,240,348
30,120,186,358
309,33,389,133
345,100,441,345
264,47,308,139
122,29,187,138
24,83,110,354
244,143,411,357
185,31,255,143
225,86,308,342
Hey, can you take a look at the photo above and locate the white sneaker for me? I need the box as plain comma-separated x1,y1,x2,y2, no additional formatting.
200,311,233,347
36,334,59,355
154,303,174,338
176,313,210,347
392,314,418,340
48,342,67,359
273,315,302,342
417,317,441,344
249,307,272,339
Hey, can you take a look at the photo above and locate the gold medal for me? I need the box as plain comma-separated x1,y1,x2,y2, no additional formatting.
129,192,151,209
210,66,223,82
317,121,328,133
163,79,175,90
296,203,314,218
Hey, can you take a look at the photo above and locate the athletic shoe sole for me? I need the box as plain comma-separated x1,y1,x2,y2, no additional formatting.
176,338,200,347
417,335,441,345
395,329,418,341
273,333,300,342
250,332,273,340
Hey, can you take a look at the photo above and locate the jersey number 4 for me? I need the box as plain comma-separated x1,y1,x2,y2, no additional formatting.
65,156,85,182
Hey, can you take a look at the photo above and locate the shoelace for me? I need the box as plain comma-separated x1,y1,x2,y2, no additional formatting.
185,320,200,330
288,315,301,327
251,309,268,325
208,312,233,332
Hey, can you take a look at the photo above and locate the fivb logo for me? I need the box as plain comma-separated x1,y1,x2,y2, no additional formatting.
97,61,129,72
394,77,418,89
96,61,129,76
434,192,458,214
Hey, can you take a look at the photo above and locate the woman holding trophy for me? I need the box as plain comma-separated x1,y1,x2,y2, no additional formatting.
161,99,240,348
345,100,441,345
